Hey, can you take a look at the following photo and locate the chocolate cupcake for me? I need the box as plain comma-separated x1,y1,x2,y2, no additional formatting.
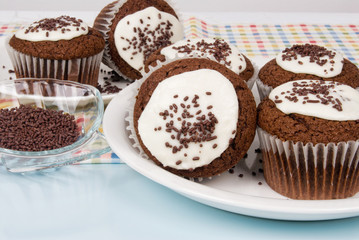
93,0,184,81
257,43,359,100
257,79,359,200
132,57,257,178
6,16,105,86
144,38,257,88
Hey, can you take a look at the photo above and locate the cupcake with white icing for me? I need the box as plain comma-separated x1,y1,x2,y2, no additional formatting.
257,43,359,100
144,38,257,88
132,57,257,178
257,79,359,199
93,0,184,81
6,15,105,86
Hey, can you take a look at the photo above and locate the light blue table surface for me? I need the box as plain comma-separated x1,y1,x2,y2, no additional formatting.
0,164,359,240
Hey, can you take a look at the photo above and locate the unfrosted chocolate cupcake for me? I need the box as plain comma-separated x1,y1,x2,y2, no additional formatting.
133,57,257,178
144,38,257,88
93,0,184,81
257,44,359,99
257,79,359,200
7,16,105,86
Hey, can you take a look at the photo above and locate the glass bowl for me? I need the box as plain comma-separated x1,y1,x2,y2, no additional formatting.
0,78,111,173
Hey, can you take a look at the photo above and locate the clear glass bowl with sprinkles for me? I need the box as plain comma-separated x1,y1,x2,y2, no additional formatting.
0,78,110,173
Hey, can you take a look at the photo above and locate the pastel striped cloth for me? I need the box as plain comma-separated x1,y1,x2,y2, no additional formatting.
1,17,359,163
183,17,359,66
2,18,358,66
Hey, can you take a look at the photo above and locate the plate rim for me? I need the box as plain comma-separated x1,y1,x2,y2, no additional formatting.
103,78,359,221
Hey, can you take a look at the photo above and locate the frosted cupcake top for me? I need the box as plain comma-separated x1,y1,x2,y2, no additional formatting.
269,79,359,121
114,6,183,72
137,69,238,170
276,44,344,78
160,38,247,74
15,16,89,42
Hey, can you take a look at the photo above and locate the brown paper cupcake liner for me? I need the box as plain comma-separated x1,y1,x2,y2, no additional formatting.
6,37,103,86
93,0,183,82
257,127,359,200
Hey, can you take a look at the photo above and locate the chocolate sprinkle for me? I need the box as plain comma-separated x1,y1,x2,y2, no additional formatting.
172,39,237,69
157,92,220,158
281,44,336,67
277,80,344,112
0,105,79,151
23,15,86,34
121,17,176,65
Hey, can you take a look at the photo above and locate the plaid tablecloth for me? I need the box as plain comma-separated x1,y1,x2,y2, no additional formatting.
1,17,359,163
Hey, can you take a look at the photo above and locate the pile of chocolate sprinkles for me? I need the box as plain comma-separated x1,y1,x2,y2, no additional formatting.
0,105,80,151
24,15,86,36
274,80,343,111
172,39,243,70
281,44,337,68
155,92,220,164
122,15,176,69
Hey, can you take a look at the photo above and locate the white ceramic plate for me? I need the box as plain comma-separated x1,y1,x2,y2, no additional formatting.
0,36,129,105
103,78,359,221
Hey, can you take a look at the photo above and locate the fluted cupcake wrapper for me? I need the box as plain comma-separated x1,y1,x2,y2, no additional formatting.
124,78,148,159
6,38,103,87
257,127,359,200
255,77,272,100
93,0,183,82
246,61,258,90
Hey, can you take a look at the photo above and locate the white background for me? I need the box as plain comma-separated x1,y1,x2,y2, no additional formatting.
1,0,359,12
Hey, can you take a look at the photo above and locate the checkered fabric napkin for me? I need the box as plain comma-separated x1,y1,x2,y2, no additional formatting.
1,17,359,163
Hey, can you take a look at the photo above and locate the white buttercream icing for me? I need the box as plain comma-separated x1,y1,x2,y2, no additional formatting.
269,79,359,121
276,44,344,78
15,16,88,42
160,38,247,74
114,6,183,72
138,69,238,170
